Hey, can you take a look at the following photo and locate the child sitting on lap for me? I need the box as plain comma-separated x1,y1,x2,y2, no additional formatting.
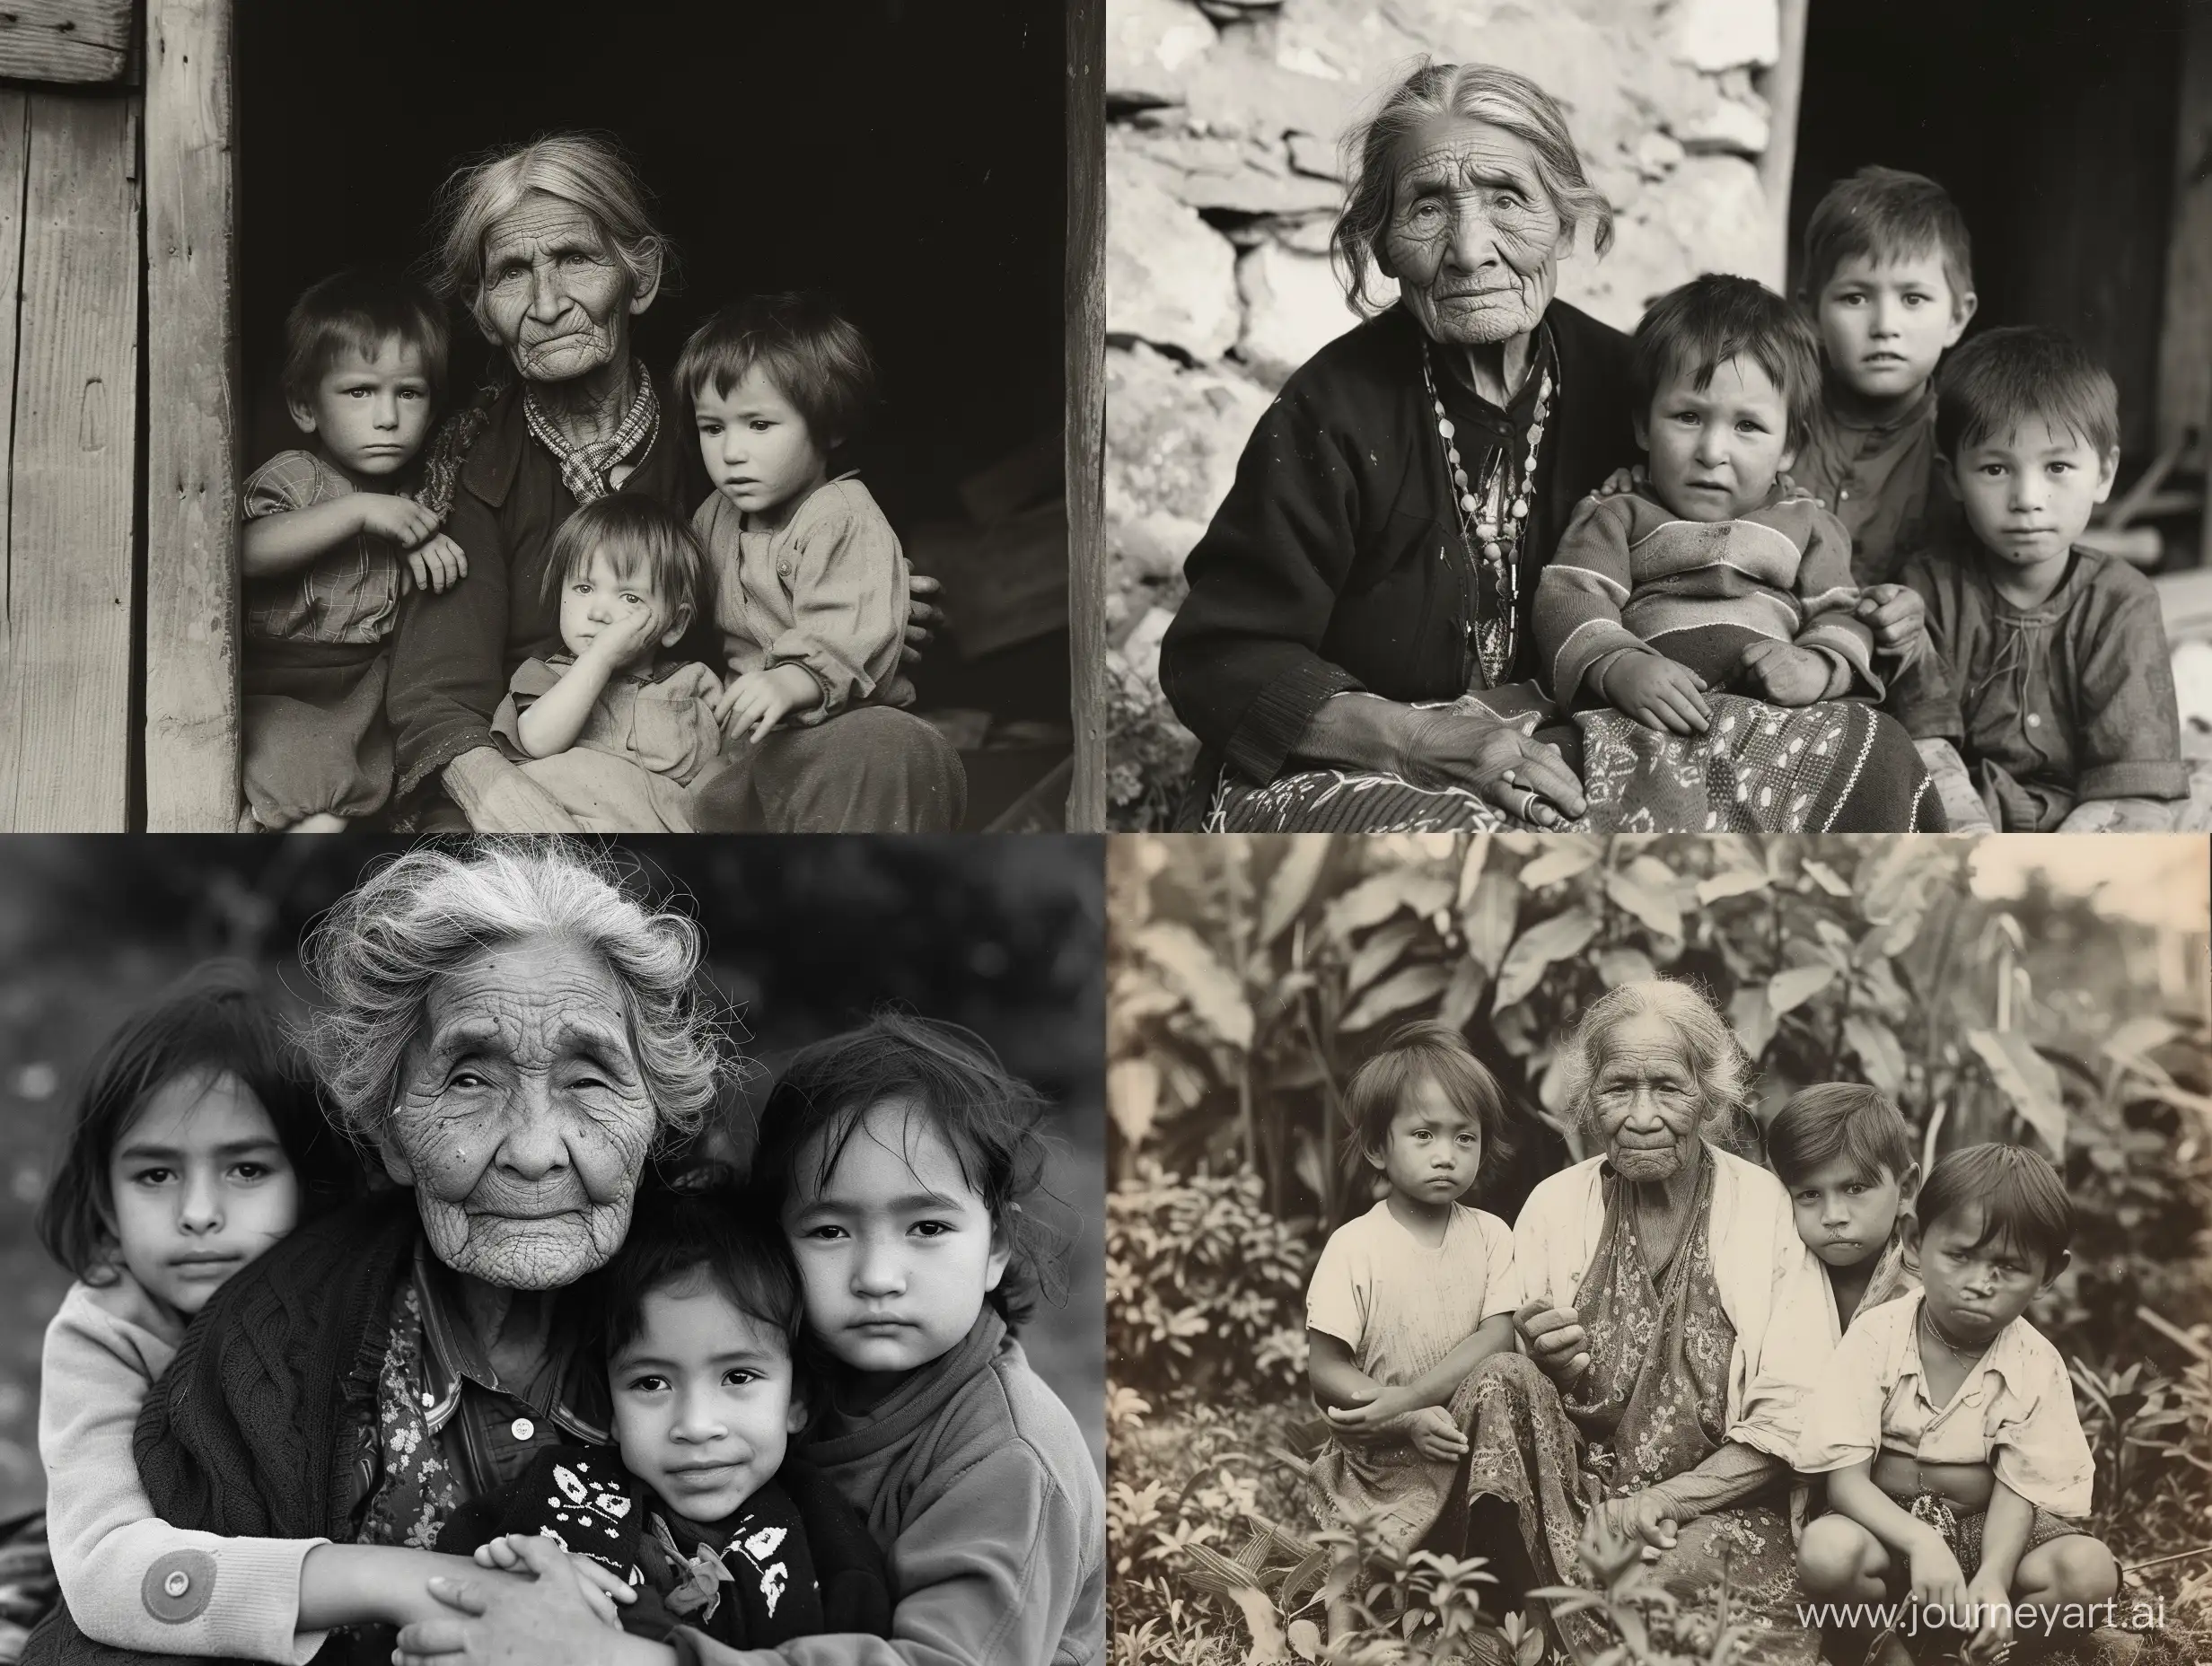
1899,327,2186,830
1304,1022,1523,1568
492,495,727,833
241,269,467,832
1536,274,1880,736
438,1190,891,1651
1767,1083,1919,1339
678,293,915,750
1796,1144,2118,1663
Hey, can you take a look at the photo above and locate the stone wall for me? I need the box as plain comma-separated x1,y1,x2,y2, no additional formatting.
1104,0,1788,827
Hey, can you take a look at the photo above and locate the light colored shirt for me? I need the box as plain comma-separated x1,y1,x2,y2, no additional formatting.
1795,1292,2094,1518
1305,1200,1523,1386
241,450,405,646
39,1275,331,1663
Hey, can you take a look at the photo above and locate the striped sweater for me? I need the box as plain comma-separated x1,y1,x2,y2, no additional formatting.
1534,485,1878,706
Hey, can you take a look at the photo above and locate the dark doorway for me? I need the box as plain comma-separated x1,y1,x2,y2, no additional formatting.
1789,0,2184,461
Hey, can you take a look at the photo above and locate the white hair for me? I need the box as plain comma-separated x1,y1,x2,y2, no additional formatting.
1559,978,1752,1143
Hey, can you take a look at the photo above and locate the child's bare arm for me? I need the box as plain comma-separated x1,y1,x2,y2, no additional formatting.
1827,1461,1970,1612
1326,1312,1514,1430
298,1543,504,1631
514,654,623,758
1306,1328,1382,1411
241,497,373,577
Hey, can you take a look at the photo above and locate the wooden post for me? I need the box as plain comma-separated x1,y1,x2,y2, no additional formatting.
0,94,139,830
0,1,134,85
144,0,241,830
1759,0,1812,288
1065,0,1106,833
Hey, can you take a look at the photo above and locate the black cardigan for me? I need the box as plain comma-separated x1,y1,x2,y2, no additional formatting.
1159,300,1637,821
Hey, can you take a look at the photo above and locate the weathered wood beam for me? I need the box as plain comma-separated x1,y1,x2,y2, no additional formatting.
1066,0,1105,832
0,0,134,86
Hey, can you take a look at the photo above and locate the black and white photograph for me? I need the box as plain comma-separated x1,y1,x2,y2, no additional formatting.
1107,831,2212,1665
0,834,1107,1664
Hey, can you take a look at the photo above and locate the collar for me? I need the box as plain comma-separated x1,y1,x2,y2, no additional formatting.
1821,375,1936,437
1897,1291,2031,1398
410,1236,608,1442
461,369,672,513
806,1308,1010,1463
1408,304,1559,425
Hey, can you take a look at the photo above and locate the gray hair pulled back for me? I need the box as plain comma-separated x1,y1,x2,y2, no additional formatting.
301,839,729,1149
1559,978,1752,1144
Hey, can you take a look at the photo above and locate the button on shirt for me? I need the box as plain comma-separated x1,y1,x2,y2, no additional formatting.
1795,1293,2094,1517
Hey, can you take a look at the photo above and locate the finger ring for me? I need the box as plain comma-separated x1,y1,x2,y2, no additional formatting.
1517,789,1540,821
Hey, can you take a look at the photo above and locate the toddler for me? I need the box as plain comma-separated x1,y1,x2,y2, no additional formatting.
678,294,915,747
491,495,727,833
1767,1083,1918,1339
1899,327,2186,829
1537,274,1879,734
1796,1145,2118,1662
739,1013,1104,1666
33,970,508,1661
438,1189,891,1651
1304,1022,1523,1564
240,269,466,832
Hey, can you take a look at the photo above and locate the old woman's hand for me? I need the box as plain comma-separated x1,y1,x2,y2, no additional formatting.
1591,1488,1681,1554
1514,1298,1591,1383
397,1537,669,1666
1400,708,1585,828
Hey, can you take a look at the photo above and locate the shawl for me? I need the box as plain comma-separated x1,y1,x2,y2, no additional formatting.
524,375,662,506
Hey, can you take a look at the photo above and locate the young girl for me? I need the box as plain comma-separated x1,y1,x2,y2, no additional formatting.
491,495,728,833
33,971,522,1662
726,1013,1104,1666
677,294,916,748
240,268,466,833
438,1187,891,1651
1304,1022,1523,1562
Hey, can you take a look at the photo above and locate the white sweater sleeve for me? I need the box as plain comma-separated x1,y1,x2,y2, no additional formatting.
39,1280,332,1663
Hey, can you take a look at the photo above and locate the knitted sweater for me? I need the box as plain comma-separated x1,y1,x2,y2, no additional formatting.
671,1311,1104,1666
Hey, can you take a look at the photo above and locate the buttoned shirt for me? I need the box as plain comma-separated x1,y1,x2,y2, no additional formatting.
1795,383,1960,586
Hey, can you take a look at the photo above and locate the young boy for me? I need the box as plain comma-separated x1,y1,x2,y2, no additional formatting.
1536,274,1881,733
1795,1145,2118,1663
1899,326,2186,830
240,269,466,831
1767,1083,1919,1337
440,1194,892,1651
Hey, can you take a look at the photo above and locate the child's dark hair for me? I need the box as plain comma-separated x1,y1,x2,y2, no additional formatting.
1915,1143,2073,1277
1630,274,1823,453
540,494,707,623
674,292,878,452
36,966,361,1285
1767,1083,1915,1188
583,1179,812,1394
1936,326,2120,462
750,1013,1064,1330
281,266,451,408
1341,1020,1511,1180
1799,166,1974,307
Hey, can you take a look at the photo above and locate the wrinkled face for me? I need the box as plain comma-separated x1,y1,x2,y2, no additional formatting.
1587,1012,1705,1183
1786,1154,1909,1271
1949,416,2117,575
1637,354,1797,523
610,1276,805,1525
477,193,647,385
290,336,434,480
1381,113,1567,349
382,936,660,1289
1813,250,1972,403
1366,1074,1482,1208
1910,1206,2058,1348
109,1069,303,1320
693,367,832,522
781,1098,1010,1386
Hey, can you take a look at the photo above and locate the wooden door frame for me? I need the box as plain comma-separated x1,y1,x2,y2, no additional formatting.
1066,0,1104,832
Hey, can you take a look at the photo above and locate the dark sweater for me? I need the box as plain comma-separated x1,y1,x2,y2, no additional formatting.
1158,300,1638,823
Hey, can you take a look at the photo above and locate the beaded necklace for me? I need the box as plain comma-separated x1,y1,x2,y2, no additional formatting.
1422,338,1555,688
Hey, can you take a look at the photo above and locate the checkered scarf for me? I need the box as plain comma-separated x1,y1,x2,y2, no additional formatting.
523,372,661,504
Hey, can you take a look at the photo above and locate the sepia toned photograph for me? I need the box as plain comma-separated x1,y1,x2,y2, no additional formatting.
1108,831,2212,1665
0,834,1107,1663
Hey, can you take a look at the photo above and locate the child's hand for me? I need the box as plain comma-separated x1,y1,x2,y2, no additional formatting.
401,533,470,597
713,669,803,744
1856,583,1929,663
471,1536,634,1631
1325,1383,1418,1433
354,493,443,548
1592,464,1647,499
1740,641,1834,706
1403,1406,1470,1462
583,601,662,669
1601,653,1711,733
1906,1538,1971,1619
1962,1575,2014,1662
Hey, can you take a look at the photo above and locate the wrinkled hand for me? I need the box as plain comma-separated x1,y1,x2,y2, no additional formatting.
713,668,803,744
1326,1382,1420,1434
397,1535,625,1666
901,573,945,667
1856,583,1929,663
401,532,470,597
583,601,662,669
356,492,443,548
1593,464,1647,498
1405,1405,1470,1461
1741,641,1833,706
1907,1538,1971,1621
443,748,584,834
1400,708,1585,827
470,1535,634,1632
1600,653,1711,733
1591,1488,1680,1553
1514,1299,1591,1384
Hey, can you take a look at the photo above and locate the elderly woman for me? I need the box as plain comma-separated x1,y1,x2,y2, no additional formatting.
387,135,964,834
25,843,727,1666
1159,61,1933,835
1440,980,1831,1664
